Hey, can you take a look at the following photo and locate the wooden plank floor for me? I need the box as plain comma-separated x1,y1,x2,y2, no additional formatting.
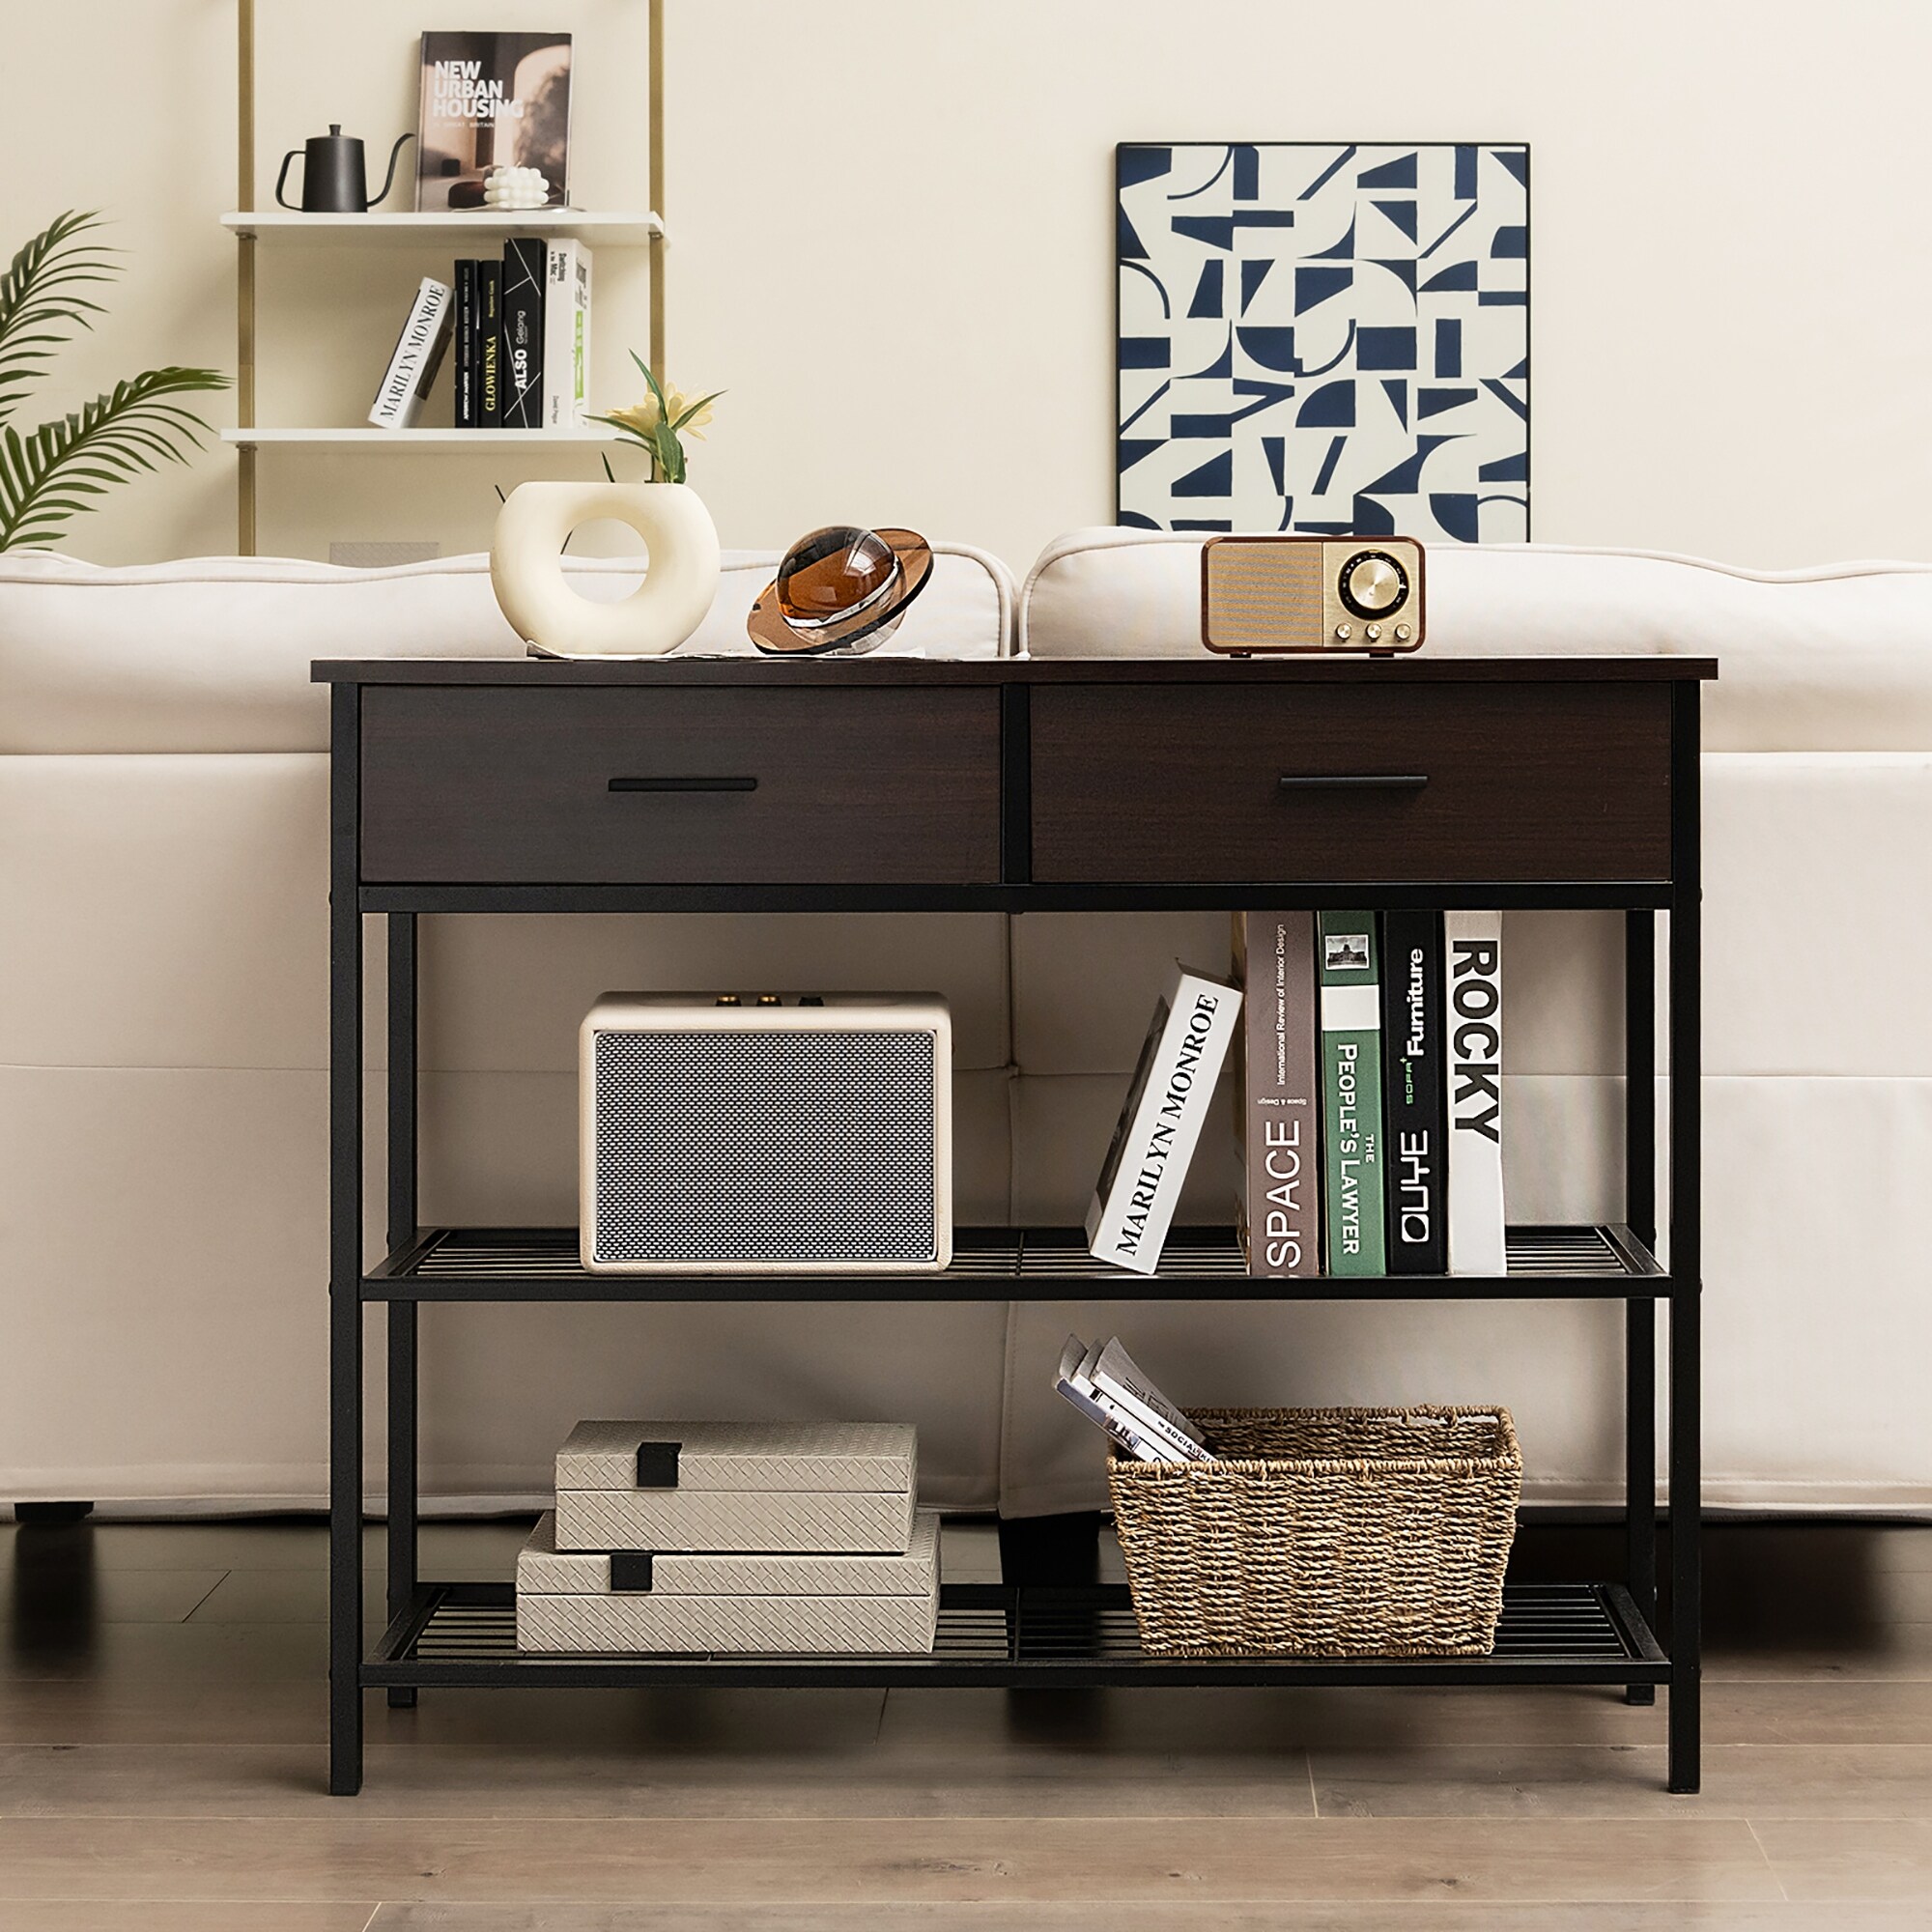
3,1515,1931,1928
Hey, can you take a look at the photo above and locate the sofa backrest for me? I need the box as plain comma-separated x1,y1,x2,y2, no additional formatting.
1020,530,1932,752
0,543,1015,753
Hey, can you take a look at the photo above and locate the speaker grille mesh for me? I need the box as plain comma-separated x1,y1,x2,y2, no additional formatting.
592,1030,936,1264
1205,542,1324,648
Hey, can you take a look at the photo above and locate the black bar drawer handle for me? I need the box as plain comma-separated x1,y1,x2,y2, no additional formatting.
1277,773,1428,793
609,776,757,793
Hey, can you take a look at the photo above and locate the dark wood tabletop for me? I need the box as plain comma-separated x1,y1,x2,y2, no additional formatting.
314,653,1718,687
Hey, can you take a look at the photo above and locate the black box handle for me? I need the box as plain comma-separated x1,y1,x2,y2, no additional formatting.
635,1439,681,1488
609,1550,655,1592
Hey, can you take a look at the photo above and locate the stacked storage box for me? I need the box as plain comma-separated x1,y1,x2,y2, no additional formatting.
517,1420,940,1653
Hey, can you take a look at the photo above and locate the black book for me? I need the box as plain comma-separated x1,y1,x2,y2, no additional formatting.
452,259,478,428
500,237,546,429
1381,910,1448,1274
477,259,503,426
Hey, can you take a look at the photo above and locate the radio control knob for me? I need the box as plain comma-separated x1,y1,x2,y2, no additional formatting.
1365,623,1382,642
1340,551,1407,618
1395,623,1412,641
1333,622,1352,641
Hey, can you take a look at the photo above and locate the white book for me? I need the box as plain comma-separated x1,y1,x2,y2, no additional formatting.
368,277,453,429
1445,911,1506,1273
1086,963,1241,1275
544,241,592,428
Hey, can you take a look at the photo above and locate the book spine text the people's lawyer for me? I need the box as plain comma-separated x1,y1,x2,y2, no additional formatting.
1381,909,1449,1274
1445,910,1507,1273
1318,911,1386,1274
367,277,453,429
1086,963,1241,1276
1234,911,1321,1276
499,238,547,429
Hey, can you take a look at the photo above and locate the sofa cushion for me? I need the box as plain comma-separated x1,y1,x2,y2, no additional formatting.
0,542,1015,754
1020,530,1932,752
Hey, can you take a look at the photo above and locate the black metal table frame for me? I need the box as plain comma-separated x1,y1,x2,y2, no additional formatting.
325,676,1701,1798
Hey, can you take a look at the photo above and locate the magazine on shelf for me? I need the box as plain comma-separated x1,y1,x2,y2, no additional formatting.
1234,911,1321,1276
416,31,572,212
1445,910,1507,1273
367,276,452,429
1055,1334,1214,1463
1086,962,1241,1276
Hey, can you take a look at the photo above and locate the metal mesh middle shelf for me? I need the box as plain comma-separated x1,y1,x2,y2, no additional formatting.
365,1225,1664,1301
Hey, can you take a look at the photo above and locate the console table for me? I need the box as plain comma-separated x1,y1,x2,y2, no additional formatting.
315,651,1713,1798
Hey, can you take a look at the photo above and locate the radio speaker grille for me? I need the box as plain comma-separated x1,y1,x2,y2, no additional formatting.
591,1030,936,1265
1205,542,1323,649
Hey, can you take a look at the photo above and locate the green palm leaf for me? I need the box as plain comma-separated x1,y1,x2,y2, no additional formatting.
0,211,121,428
0,364,228,552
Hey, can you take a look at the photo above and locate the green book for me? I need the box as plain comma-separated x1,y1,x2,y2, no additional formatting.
1318,911,1386,1275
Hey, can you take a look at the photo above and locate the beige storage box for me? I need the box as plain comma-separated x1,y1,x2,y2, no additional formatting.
516,1509,942,1653
552,1420,919,1555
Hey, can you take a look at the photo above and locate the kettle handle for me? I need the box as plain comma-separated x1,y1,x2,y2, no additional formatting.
368,132,415,210
274,148,302,211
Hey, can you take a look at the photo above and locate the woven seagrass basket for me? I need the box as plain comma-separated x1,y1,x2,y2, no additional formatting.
1108,1406,1521,1658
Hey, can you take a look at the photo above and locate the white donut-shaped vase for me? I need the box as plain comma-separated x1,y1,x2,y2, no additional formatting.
490,479,722,658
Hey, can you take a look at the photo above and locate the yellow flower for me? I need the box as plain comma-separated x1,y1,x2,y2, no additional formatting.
606,384,713,441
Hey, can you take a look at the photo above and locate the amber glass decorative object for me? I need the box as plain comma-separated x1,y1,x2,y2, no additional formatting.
747,526,934,656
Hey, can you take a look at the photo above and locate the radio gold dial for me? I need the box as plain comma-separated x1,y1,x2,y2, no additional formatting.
1340,551,1407,618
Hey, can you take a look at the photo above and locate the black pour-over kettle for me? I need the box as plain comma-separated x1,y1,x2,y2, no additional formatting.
275,126,414,213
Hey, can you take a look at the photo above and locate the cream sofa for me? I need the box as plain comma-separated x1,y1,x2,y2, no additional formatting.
3,535,1928,1516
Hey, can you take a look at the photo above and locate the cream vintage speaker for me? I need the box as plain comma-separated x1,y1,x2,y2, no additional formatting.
580,994,952,1273
1201,534,1426,654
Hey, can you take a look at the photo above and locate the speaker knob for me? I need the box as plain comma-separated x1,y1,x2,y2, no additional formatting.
1340,551,1407,619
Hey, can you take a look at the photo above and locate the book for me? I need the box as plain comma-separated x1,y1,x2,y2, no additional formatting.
452,259,478,428
416,31,572,213
543,241,592,429
366,277,453,430
1317,912,1386,1275
477,259,503,426
1234,912,1321,1277
1445,911,1507,1273
500,237,547,429
1086,962,1241,1276
1381,910,1448,1274
1055,1334,1214,1463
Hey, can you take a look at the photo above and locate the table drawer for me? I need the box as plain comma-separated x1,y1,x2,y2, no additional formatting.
1030,682,1673,884
359,686,1002,884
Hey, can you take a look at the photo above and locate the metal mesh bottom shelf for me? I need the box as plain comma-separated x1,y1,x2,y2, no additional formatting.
370,1225,1663,1300
369,1580,1666,1688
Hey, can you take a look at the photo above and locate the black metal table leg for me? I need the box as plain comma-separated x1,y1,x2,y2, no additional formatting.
328,683,365,1795
1624,909,1658,1705
1666,686,1702,1795
385,913,419,1711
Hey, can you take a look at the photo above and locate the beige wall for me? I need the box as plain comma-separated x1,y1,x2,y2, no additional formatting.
5,1,1926,574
